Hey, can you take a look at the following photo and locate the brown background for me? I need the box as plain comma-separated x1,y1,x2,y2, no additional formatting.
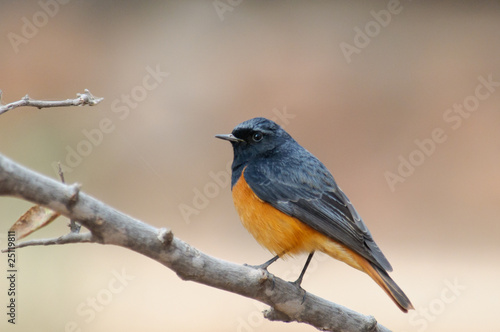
1,1,499,331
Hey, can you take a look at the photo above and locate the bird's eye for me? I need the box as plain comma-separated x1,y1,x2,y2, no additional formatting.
252,132,263,142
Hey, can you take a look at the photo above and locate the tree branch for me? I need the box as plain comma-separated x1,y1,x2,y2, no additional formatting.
0,89,103,115
0,153,391,332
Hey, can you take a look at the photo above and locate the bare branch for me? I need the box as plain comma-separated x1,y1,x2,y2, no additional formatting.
1,232,94,252
0,153,391,332
0,89,103,115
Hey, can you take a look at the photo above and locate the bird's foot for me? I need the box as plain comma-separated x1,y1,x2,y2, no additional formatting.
244,262,269,270
289,278,307,304
244,262,276,290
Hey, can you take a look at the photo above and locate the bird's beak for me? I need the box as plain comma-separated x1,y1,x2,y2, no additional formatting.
215,134,244,143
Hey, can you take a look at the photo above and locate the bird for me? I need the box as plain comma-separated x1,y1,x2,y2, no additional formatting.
215,117,413,312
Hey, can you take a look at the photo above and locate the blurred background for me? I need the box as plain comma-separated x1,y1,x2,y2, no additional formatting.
1,1,499,331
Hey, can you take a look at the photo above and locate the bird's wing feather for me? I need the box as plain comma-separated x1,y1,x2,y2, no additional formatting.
244,151,392,272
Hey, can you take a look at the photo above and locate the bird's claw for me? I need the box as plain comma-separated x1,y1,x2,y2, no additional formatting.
289,279,307,304
245,263,276,289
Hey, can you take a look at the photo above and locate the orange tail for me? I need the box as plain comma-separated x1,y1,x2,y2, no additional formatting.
320,239,413,312
352,254,414,313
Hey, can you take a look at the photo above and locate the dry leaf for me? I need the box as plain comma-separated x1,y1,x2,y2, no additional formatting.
10,206,60,240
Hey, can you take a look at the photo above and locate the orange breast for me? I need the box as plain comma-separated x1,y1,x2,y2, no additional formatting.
232,172,317,256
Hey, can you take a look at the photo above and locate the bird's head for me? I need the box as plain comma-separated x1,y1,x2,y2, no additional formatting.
216,117,293,164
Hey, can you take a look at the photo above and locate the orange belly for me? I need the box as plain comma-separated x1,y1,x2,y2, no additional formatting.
232,171,363,271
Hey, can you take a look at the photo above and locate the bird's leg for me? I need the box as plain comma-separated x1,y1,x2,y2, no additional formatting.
245,254,280,270
256,254,280,270
290,251,315,304
292,251,314,287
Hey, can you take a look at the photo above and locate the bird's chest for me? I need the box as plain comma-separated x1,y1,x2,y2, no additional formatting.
231,174,319,256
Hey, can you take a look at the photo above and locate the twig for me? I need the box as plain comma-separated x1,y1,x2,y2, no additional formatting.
57,162,66,184
0,89,103,115
1,232,94,252
0,154,391,332
58,162,81,233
